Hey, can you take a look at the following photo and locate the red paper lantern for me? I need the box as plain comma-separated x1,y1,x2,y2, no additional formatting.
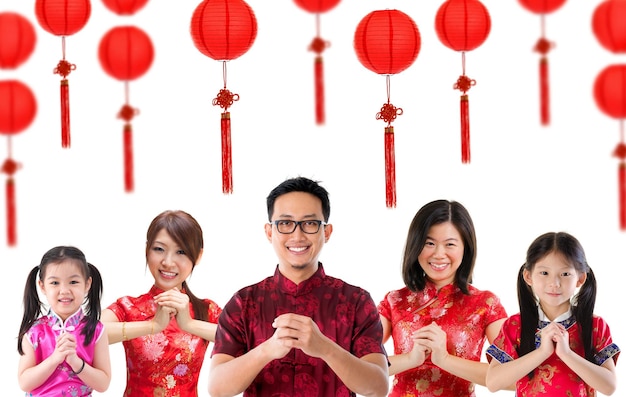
592,0,626,54
102,0,149,16
99,26,154,81
518,0,566,13
435,0,491,164
190,0,258,194
517,0,566,126
354,9,421,208
294,0,340,13
35,0,91,149
0,80,37,246
98,25,154,193
0,80,37,134
0,12,37,70
294,0,341,125
594,64,626,231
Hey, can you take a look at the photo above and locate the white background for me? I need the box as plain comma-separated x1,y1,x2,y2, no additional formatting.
2,0,624,396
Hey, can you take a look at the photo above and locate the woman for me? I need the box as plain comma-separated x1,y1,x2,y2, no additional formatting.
101,210,222,397
378,199,507,397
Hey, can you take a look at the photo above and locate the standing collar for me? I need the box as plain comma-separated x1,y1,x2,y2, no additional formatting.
273,263,326,295
538,305,575,329
46,307,84,333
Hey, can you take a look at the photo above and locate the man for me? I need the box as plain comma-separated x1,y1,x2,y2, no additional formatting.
209,176,389,397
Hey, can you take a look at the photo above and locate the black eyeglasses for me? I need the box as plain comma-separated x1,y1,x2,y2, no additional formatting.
271,220,326,234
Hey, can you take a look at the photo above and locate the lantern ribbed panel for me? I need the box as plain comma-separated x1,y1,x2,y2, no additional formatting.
435,0,491,52
102,0,149,16
293,0,340,13
190,0,257,61
0,80,37,135
98,26,154,81
594,64,626,119
0,13,37,70
518,0,566,14
592,0,626,54
353,10,420,75
34,0,91,36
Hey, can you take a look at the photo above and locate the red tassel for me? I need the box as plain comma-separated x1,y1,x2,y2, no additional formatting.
385,126,396,208
618,162,626,230
61,79,70,148
539,57,550,126
460,95,470,163
6,177,16,246
124,124,134,193
315,56,325,125
221,112,233,194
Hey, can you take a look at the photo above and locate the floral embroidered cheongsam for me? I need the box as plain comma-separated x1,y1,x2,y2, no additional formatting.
486,310,620,397
378,281,507,397
107,285,222,397
26,308,104,396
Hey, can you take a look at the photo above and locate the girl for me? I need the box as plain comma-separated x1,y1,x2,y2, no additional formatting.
101,210,222,396
17,246,111,396
378,199,508,397
486,231,620,396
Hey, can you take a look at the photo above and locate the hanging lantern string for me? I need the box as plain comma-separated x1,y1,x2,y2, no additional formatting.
376,75,403,127
7,135,13,159
222,60,228,89
213,61,239,113
315,13,320,37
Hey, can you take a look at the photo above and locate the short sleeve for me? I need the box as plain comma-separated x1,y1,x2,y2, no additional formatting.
212,292,248,358
486,315,519,364
377,291,392,321
106,298,128,321
204,299,223,323
593,316,620,366
482,290,508,327
353,289,387,358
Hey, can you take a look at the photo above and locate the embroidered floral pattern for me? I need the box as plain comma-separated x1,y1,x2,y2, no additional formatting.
486,313,621,396
108,286,222,397
213,264,386,397
379,282,507,397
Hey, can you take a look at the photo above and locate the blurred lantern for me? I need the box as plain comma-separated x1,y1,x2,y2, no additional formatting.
101,0,149,15
293,0,341,125
0,12,37,70
190,0,258,194
354,9,421,208
98,25,154,193
435,0,491,164
34,0,91,148
0,80,37,246
592,0,626,54
517,0,566,126
593,64,626,230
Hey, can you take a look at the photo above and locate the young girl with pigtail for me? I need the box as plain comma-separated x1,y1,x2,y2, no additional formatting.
486,232,620,396
17,246,111,396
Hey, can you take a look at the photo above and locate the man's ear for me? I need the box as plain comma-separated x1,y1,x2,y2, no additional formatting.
264,222,273,243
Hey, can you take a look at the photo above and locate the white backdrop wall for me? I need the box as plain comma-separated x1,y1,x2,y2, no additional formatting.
2,1,624,396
